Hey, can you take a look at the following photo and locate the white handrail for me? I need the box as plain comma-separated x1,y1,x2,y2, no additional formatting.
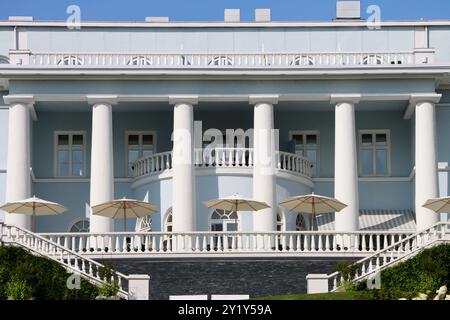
132,148,313,179
326,222,449,291
0,223,130,298
28,51,416,68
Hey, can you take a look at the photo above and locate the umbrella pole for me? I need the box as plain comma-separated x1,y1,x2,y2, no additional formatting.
33,203,36,232
311,200,316,231
124,206,127,232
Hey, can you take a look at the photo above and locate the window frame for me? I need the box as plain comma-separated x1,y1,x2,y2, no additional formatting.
289,130,320,177
358,129,392,177
208,209,240,232
125,130,157,177
53,131,87,178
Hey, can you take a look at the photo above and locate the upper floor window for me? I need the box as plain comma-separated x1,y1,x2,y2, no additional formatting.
54,131,86,177
290,131,320,177
126,131,156,176
359,130,391,176
0,56,9,64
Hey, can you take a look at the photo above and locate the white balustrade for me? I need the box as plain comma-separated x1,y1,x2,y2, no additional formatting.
327,222,450,291
27,51,417,68
37,230,413,257
0,223,130,299
133,147,313,179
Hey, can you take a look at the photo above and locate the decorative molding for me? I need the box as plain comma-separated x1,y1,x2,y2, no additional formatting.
3,94,37,120
404,93,443,119
87,95,119,105
330,94,362,105
168,95,199,105
249,95,279,105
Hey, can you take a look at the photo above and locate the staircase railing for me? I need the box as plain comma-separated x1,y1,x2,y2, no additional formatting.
0,223,130,299
327,222,450,291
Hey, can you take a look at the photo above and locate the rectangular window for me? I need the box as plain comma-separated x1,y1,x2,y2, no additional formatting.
290,131,320,177
54,132,86,177
359,130,391,176
126,131,156,176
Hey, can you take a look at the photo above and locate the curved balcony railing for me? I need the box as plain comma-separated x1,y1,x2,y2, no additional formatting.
27,51,417,68
132,148,313,179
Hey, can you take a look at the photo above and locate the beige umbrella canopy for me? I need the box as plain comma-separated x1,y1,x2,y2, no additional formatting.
0,196,68,232
92,198,158,231
422,197,450,213
204,193,270,227
279,193,347,230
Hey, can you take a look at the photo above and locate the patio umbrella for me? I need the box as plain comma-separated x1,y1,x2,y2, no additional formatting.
204,193,270,228
91,198,158,232
0,196,68,232
279,193,347,230
422,197,450,213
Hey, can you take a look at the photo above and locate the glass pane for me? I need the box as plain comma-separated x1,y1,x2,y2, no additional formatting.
72,150,83,163
142,148,153,157
128,150,140,162
306,150,317,163
128,135,139,146
72,135,84,145
362,149,373,175
376,149,388,175
211,211,221,219
143,135,153,145
58,135,69,146
376,134,387,145
58,150,69,163
293,135,303,145
211,223,223,232
306,135,317,145
295,148,304,157
361,134,373,145
72,163,84,176
58,163,69,176
226,223,237,232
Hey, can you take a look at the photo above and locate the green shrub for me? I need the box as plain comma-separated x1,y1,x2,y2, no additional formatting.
96,262,120,297
380,244,450,295
0,246,99,300
6,276,33,300
336,261,359,282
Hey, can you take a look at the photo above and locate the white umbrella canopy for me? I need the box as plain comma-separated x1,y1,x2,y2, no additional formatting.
422,197,450,213
0,196,68,232
91,198,158,231
279,193,347,230
204,193,270,212
204,193,270,228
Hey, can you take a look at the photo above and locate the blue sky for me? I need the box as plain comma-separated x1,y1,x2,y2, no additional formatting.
1,0,450,21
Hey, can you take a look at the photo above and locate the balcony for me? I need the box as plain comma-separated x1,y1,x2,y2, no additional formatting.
17,51,430,68
132,148,313,181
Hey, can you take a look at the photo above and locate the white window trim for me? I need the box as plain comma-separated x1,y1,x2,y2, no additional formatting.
208,209,241,232
163,207,173,232
276,209,286,232
289,130,320,176
358,129,392,177
53,131,87,178
67,217,90,232
125,130,157,177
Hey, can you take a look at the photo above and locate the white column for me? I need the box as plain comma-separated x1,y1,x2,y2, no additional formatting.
88,96,117,233
4,96,33,229
251,95,278,232
170,96,197,233
332,95,360,232
413,94,442,230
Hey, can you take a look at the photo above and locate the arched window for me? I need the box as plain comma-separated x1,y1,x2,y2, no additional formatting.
135,215,152,232
127,55,152,66
58,55,84,66
296,214,308,231
208,55,234,66
209,209,238,232
164,208,173,232
276,211,285,231
362,54,383,65
290,55,315,66
68,218,90,232
0,56,9,64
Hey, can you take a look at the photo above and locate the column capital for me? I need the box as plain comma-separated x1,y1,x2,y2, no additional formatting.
249,95,279,105
169,95,198,105
87,95,118,105
3,94,34,106
409,93,442,104
330,94,361,105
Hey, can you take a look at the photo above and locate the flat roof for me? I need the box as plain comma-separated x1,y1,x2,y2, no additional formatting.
2,19,450,28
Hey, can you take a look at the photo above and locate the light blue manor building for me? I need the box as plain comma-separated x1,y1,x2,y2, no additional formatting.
1,1,450,239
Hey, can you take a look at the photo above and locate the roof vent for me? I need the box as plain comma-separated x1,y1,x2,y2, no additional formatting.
255,9,271,22
145,16,169,22
224,9,240,22
336,1,361,19
8,16,33,21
